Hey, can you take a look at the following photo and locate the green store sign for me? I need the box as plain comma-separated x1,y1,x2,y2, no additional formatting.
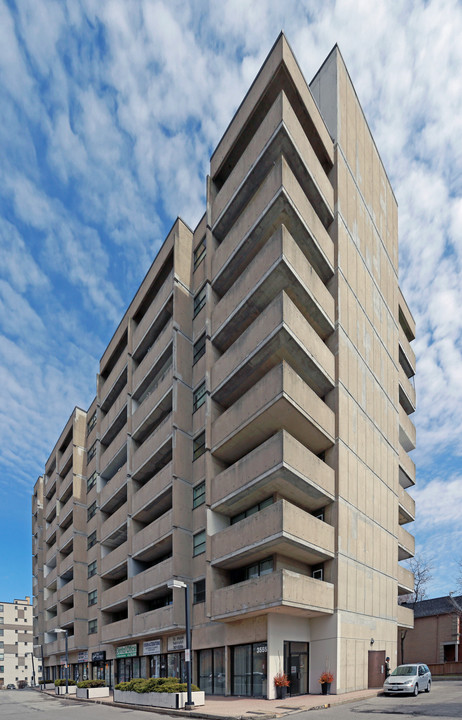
116,644,138,658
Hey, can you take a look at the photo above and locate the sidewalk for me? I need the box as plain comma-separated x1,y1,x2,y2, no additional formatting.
41,687,382,719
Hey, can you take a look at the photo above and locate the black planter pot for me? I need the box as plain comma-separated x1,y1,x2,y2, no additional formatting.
321,682,331,695
276,685,288,699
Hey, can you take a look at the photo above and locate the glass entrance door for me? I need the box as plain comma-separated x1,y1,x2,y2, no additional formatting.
284,641,309,695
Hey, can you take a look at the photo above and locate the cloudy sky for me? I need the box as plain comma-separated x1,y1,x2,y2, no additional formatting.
0,0,461,603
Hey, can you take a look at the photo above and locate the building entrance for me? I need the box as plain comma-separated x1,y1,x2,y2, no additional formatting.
284,641,309,695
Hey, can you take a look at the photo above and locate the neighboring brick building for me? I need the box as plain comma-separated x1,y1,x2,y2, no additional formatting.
399,595,462,665
32,33,416,698
0,597,42,688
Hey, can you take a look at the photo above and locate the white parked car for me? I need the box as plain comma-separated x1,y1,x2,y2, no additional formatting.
383,663,432,696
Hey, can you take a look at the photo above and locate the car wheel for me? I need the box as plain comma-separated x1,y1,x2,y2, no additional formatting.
413,683,419,696
425,680,431,693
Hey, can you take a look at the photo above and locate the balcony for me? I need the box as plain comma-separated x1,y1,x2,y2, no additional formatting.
131,413,173,480
101,579,131,610
132,318,174,394
44,591,57,611
101,540,128,578
212,292,334,407
59,553,74,578
100,464,127,514
102,618,130,643
58,524,73,553
397,565,414,596
211,500,334,569
59,443,73,476
212,362,335,464
58,468,73,501
59,606,75,628
132,270,174,358
212,156,335,296
101,503,128,544
399,325,416,378
212,225,334,352
132,509,173,559
398,526,415,561
44,472,57,499
100,424,127,477
132,462,173,519
132,557,173,598
131,368,173,441
58,496,73,528
212,431,334,516
398,485,415,525
58,579,74,603
46,516,58,545
399,405,416,453
399,288,416,342
399,446,416,489
100,351,128,413
44,566,58,588
132,604,181,637
100,390,127,444
212,90,334,238
399,365,416,415
211,568,334,621
397,603,414,629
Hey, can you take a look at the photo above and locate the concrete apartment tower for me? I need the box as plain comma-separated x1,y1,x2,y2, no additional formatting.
0,597,41,688
32,34,416,698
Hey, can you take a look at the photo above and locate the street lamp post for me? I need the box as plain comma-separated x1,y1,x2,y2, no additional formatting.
54,628,69,694
33,644,44,689
168,579,194,710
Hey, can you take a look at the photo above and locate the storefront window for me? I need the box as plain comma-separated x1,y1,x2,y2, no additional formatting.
232,643,267,697
198,647,225,695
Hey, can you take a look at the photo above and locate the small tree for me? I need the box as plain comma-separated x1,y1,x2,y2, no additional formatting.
400,556,433,663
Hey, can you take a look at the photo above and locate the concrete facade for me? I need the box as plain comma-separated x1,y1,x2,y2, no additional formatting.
0,597,41,687
32,34,416,698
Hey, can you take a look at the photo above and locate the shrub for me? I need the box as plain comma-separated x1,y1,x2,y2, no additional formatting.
54,679,76,686
115,677,199,693
76,679,106,688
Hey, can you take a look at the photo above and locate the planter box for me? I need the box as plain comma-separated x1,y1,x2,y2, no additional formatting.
114,689,205,708
44,683,55,690
76,686,110,699
55,685,77,695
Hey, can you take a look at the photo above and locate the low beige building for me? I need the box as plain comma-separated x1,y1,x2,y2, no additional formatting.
32,34,416,698
0,597,42,688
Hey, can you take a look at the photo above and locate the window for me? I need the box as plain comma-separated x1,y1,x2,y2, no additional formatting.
88,619,97,634
231,497,273,525
193,333,206,364
232,557,273,584
87,501,97,521
88,561,97,579
87,530,97,550
193,236,206,271
0,605,3,611
193,382,206,412
86,412,97,436
312,564,324,581
193,579,206,604
0,666,3,672
193,530,206,556
193,286,206,318
193,432,206,461
87,442,97,462
87,471,97,493
0,630,3,636
88,590,97,607
193,481,206,508
312,508,325,522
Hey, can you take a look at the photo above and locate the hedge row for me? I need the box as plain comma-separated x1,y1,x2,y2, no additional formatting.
54,679,77,686
115,677,200,693
76,679,106,688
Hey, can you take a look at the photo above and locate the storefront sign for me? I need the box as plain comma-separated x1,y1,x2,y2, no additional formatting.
92,651,106,662
167,634,186,651
143,639,161,656
116,644,138,658
78,651,88,662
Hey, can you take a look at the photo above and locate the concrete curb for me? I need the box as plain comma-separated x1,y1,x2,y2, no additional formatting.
38,687,383,719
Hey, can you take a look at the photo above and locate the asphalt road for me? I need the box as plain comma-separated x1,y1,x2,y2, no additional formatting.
290,680,462,720
0,689,178,720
